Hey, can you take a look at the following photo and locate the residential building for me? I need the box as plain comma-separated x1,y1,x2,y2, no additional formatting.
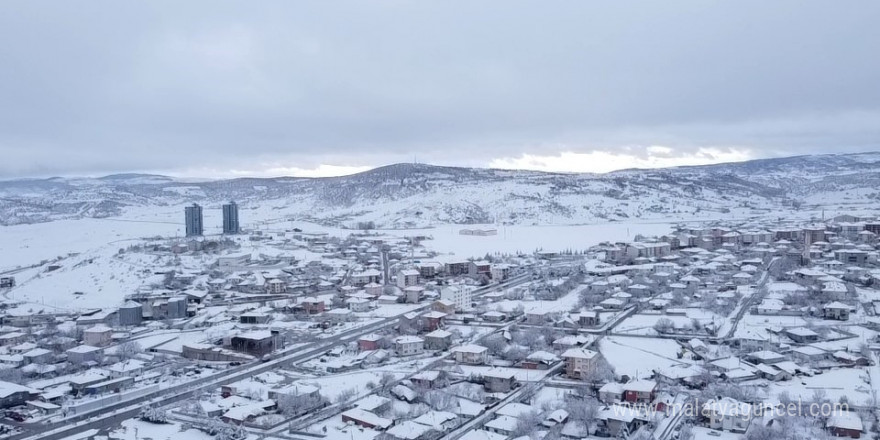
622,380,657,404
483,369,517,393
432,299,456,316
347,298,371,312
227,331,281,356
222,201,240,234
411,370,443,389
484,416,518,436
469,260,491,278
444,261,470,277
358,334,383,351
441,285,475,312
0,277,14,288
702,398,753,432
0,382,38,409
827,412,863,439
835,249,868,266
561,348,601,379
395,336,425,356
423,311,447,331
450,344,489,365
184,203,204,237
83,324,113,347
424,329,453,351
490,264,512,281
341,408,393,430
824,302,851,321
350,269,382,287
397,269,420,289
625,242,672,260
66,345,104,364
300,297,325,315
784,327,820,343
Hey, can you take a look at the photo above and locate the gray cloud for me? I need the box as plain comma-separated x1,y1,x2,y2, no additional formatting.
1,1,879,177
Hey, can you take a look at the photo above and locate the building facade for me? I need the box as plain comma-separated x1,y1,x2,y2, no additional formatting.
185,203,204,237
222,201,240,234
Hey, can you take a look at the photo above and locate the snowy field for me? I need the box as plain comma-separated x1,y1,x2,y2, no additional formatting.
613,309,724,336
769,367,875,406
598,336,696,379
1,210,679,271
0,201,682,312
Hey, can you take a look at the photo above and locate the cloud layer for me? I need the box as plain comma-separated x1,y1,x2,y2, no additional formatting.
1,1,878,178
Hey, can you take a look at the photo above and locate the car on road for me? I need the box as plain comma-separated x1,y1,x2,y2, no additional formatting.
5,412,26,423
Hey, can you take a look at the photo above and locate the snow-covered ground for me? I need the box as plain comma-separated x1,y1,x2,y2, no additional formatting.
598,336,696,379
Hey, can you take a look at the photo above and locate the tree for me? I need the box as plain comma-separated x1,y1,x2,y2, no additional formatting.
207,420,247,440
336,387,357,404
181,398,206,417
139,405,168,424
580,357,615,384
116,341,143,361
502,346,529,363
277,393,326,417
379,372,396,390
653,318,675,334
482,334,508,356
512,410,543,437
422,390,457,411
566,397,599,423
629,429,654,440
678,424,694,440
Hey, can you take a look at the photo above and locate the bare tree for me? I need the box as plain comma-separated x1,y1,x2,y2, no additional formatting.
116,341,143,361
653,318,674,334
277,393,326,417
482,334,508,356
566,397,599,423
379,372,396,390
336,387,357,404
512,410,543,438
580,357,615,384
139,405,168,424
422,390,457,411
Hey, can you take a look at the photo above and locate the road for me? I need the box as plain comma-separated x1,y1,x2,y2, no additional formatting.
441,363,564,440
14,319,393,440
719,256,779,340
16,274,533,440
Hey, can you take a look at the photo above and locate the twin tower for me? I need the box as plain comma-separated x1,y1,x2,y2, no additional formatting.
185,201,240,237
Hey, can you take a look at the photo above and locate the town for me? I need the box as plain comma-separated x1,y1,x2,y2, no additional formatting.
1,204,880,440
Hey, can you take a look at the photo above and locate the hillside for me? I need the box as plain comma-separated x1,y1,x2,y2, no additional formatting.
2,153,880,228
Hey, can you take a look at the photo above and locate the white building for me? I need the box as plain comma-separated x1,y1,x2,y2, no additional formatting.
703,397,753,432
346,298,371,312
83,325,113,347
441,285,475,312
394,336,425,357
397,269,420,289
450,344,489,365
217,253,251,268
561,348,601,379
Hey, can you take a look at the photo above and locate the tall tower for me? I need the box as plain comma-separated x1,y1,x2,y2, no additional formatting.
222,201,240,234
184,203,203,237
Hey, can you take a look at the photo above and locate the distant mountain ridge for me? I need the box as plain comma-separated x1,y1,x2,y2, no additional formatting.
2,152,880,227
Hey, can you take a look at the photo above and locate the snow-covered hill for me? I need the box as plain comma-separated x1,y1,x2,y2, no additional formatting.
2,152,880,228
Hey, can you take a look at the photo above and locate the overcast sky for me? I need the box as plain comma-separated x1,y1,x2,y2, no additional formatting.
2,1,879,179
